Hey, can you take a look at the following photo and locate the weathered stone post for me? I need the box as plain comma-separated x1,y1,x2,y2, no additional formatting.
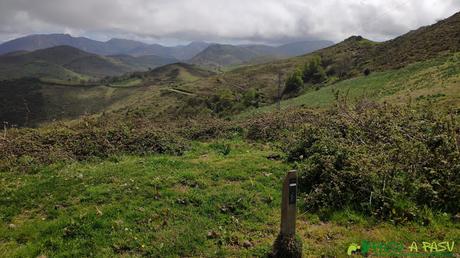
271,170,303,258
281,170,297,235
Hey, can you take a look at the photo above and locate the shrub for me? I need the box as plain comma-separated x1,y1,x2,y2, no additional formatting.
302,56,328,84
242,88,264,108
0,117,189,172
177,118,242,140
243,109,318,142
206,88,237,116
283,69,304,96
210,142,231,156
284,101,460,221
363,68,371,76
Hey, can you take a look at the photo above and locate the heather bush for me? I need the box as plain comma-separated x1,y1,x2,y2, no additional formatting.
284,101,460,221
0,118,188,172
243,109,318,142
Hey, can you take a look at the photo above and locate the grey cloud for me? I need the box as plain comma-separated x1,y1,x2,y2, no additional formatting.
0,0,458,44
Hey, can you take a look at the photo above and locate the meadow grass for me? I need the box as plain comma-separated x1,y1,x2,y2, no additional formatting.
1,139,458,257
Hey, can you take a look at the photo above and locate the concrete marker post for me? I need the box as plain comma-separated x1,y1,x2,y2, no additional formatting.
271,170,303,258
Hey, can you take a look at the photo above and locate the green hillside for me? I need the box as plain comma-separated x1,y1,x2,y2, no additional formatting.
64,55,128,78
109,54,178,71
0,78,144,126
189,41,334,69
239,52,460,117
77,62,215,97
0,46,122,81
142,62,216,83
0,46,178,82
189,44,268,68
0,63,216,127
184,12,460,105
0,60,89,82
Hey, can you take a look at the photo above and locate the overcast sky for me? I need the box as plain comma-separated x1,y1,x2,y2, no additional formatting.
0,0,459,45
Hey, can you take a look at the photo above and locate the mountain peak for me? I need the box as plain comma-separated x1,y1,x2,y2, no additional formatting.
344,35,365,42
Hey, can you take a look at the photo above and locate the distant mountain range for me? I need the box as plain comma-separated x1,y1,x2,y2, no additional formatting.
0,34,334,68
0,34,211,60
189,44,271,67
189,40,334,67
0,46,178,80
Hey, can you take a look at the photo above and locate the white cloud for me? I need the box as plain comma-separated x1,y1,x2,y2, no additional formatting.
0,0,458,43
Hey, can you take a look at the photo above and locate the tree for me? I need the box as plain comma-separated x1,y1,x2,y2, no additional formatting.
334,54,353,78
207,88,236,115
283,69,304,95
243,88,263,108
302,56,320,80
302,56,327,84
312,66,327,83
363,68,371,76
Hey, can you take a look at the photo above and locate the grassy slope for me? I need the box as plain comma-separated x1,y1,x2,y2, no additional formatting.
0,60,89,81
51,62,223,123
239,52,460,117
189,44,280,69
38,85,143,122
0,63,215,127
0,46,169,82
1,140,458,257
91,63,216,118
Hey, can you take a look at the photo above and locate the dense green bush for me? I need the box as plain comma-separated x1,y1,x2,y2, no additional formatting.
0,117,188,172
363,68,371,76
243,109,318,142
284,101,460,221
283,69,304,96
177,118,242,140
206,88,237,116
242,88,264,108
302,56,327,84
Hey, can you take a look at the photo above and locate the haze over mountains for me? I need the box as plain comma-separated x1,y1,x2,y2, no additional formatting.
189,40,334,67
0,34,209,59
0,34,334,71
